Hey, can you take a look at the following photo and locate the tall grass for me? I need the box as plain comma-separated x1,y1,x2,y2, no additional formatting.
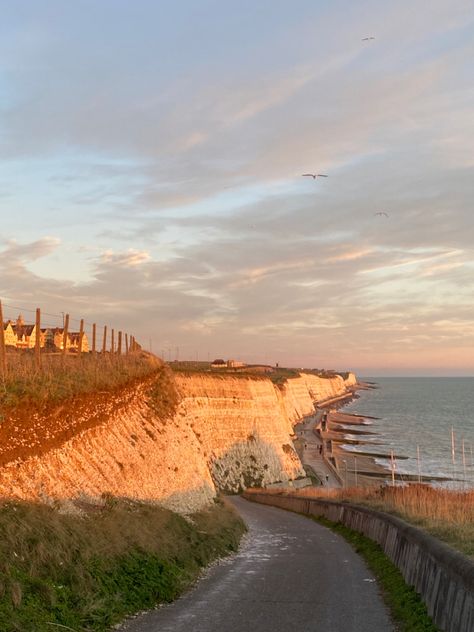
0,496,245,632
0,352,165,412
258,485,474,557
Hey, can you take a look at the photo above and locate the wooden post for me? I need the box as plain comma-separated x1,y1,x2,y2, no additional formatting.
92,323,96,354
111,328,115,354
102,325,107,354
130,336,134,352
78,319,84,355
0,301,6,376
125,333,129,354
35,308,42,369
62,314,69,356
117,331,122,356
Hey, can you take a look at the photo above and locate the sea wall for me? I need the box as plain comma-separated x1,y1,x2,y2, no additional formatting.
0,371,356,513
243,491,474,632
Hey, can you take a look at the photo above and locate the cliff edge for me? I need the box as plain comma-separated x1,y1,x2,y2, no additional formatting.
0,369,356,512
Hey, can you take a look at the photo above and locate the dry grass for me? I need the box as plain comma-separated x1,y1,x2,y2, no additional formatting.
0,351,164,411
255,484,474,557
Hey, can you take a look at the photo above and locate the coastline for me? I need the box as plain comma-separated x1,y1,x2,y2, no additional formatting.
323,407,392,487
310,382,390,487
322,383,452,488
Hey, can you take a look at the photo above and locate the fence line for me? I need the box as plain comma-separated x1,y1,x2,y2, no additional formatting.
0,300,142,372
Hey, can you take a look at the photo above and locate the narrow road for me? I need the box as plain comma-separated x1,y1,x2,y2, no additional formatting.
120,497,394,632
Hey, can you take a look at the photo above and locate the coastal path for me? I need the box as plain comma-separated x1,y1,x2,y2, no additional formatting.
295,412,342,488
120,496,394,632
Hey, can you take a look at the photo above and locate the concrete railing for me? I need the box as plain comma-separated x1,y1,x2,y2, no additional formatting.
243,491,474,632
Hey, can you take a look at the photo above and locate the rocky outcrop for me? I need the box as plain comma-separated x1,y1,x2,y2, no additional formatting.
0,370,356,513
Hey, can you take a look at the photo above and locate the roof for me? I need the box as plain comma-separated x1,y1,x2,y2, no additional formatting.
11,324,35,337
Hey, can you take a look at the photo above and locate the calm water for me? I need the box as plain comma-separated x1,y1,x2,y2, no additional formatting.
341,378,474,487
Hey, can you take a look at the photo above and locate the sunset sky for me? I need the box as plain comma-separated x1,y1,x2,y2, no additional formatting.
1,0,473,375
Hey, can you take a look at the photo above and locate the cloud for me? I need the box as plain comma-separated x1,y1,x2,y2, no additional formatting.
0,1,473,372
101,249,151,268
0,237,60,267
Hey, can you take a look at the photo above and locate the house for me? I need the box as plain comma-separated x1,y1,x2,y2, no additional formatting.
68,332,90,353
211,358,226,368
12,323,37,349
50,327,69,351
48,327,89,352
227,359,246,368
2,321,17,347
3,315,89,352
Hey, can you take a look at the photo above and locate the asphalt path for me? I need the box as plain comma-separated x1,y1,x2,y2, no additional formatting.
120,496,394,632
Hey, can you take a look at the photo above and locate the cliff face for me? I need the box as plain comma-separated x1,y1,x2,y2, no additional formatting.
280,372,357,423
174,374,302,494
0,371,356,513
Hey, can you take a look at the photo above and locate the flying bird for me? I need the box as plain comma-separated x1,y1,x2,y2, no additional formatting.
362,36,375,41
302,173,328,179
374,212,389,217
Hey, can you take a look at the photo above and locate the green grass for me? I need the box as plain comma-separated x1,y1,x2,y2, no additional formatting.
0,496,246,632
313,516,439,631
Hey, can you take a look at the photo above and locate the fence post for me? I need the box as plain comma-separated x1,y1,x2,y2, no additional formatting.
35,308,42,369
0,300,6,376
78,319,84,355
62,314,69,356
125,333,129,354
92,323,96,354
102,325,107,354
117,331,122,356
111,328,115,354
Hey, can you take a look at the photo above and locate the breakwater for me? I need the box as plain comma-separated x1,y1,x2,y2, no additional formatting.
243,490,474,632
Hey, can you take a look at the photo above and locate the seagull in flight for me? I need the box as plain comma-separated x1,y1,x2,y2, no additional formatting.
302,173,328,179
362,36,375,41
374,211,389,217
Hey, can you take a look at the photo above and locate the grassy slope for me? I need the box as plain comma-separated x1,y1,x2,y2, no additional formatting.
0,354,245,631
0,497,245,632
0,352,167,412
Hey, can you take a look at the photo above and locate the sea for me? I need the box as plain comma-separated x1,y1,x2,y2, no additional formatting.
340,377,474,488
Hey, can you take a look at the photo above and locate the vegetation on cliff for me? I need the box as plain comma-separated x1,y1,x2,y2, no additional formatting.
0,353,180,468
0,496,245,632
0,352,167,412
169,361,352,387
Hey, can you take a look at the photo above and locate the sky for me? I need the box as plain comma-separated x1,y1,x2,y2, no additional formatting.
0,0,473,376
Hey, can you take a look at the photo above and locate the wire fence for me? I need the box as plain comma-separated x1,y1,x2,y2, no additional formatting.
0,300,141,374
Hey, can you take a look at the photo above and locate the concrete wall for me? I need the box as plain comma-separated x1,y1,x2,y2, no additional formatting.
243,491,474,632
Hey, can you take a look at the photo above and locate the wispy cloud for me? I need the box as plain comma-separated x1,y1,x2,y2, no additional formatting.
0,1,473,372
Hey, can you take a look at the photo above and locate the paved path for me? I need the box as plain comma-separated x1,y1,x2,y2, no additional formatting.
295,413,342,487
120,497,394,632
